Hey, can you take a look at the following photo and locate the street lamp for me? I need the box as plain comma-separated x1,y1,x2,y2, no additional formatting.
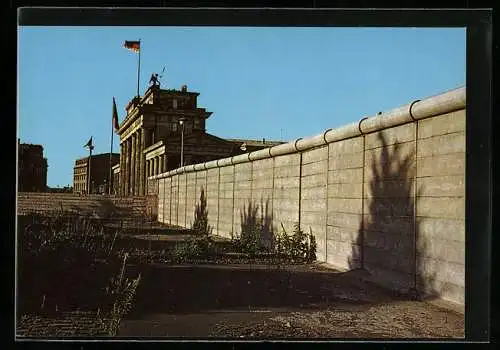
179,117,186,167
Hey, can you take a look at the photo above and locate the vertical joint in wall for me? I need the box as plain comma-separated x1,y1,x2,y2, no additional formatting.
194,171,198,231
231,165,235,239
409,99,420,294
271,157,275,233
358,117,369,269
325,143,330,263
177,176,180,226
185,173,188,227
217,167,220,237
322,129,332,263
169,178,172,224
298,152,303,230
249,162,253,207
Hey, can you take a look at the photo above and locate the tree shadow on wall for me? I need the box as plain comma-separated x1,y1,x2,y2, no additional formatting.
348,131,439,301
239,198,273,250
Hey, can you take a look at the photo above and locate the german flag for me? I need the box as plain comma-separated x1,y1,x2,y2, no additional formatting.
123,40,140,53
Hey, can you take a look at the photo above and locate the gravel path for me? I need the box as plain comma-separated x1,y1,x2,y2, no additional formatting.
209,301,464,339
118,263,464,339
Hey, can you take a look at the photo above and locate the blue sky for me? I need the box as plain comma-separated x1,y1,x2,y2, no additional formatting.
18,26,465,187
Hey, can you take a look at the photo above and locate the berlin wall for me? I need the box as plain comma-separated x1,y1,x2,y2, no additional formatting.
149,86,466,307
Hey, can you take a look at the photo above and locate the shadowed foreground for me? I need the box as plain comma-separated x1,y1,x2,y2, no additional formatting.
118,263,464,339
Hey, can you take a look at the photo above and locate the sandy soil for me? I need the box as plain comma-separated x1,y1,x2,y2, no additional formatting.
118,263,464,339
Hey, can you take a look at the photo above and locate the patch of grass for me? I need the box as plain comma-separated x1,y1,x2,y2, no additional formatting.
98,253,142,336
272,223,317,263
18,213,141,336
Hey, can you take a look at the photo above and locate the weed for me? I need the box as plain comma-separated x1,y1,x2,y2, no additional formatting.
192,188,212,237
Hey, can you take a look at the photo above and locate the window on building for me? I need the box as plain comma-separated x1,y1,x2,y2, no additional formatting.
194,118,200,129
172,99,177,109
172,123,178,132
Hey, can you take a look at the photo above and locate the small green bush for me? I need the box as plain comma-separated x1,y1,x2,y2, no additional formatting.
307,228,317,263
237,201,263,255
172,235,218,262
173,236,200,262
192,188,212,237
272,222,317,262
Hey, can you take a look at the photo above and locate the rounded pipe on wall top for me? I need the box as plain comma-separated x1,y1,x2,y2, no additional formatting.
408,100,421,121
359,104,412,135
324,121,361,143
411,86,465,120
184,164,196,172
322,128,333,143
359,86,466,135
248,148,272,161
295,133,327,151
358,117,369,135
231,152,251,165
204,160,219,169
217,157,232,167
194,163,206,171
269,141,298,157
153,86,465,179
293,138,303,152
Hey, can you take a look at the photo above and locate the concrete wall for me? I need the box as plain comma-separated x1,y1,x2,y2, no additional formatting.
17,192,151,221
151,87,466,306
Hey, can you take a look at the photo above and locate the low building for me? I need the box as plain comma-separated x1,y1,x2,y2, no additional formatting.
48,186,73,193
18,140,48,192
73,153,120,194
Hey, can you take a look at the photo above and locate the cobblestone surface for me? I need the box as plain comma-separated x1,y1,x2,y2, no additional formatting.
16,311,108,338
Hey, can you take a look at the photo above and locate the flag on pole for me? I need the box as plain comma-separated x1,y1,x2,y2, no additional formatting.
124,40,140,53
84,137,93,149
112,97,120,132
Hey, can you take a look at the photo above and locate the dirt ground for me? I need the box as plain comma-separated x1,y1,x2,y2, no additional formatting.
118,263,464,339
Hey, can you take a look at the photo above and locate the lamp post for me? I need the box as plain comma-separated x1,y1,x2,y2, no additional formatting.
179,117,186,167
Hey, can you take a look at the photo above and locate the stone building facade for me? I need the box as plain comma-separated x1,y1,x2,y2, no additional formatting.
73,153,120,194
18,140,48,192
115,84,283,196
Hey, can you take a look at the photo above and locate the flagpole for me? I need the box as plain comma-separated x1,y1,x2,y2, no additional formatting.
109,110,114,195
87,141,93,195
137,38,141,99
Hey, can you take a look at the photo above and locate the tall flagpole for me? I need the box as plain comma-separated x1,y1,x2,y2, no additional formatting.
87,142,93,195
137,38,141,99
109,115,114,195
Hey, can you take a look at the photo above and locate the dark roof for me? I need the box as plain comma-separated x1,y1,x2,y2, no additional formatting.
75,153,120,162
159,88,199,96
